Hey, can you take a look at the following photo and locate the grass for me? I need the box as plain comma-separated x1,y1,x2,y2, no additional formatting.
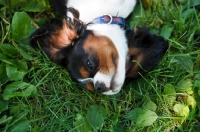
0,0,200,131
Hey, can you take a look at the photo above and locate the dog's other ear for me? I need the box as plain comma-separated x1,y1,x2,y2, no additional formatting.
126,27,169,79
66,7,86,37
49,0,68,17
49,0,85,36
29,19,77,66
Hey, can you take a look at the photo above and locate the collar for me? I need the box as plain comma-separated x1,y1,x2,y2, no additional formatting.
87,15,126,27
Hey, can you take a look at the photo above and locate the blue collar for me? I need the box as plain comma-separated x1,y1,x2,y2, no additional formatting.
87,15,126,27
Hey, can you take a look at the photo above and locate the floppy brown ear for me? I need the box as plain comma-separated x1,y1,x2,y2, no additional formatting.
29,7,86,66
126,27,169,79
29,18,77,65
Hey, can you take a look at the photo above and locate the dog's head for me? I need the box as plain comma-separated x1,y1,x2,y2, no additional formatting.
67,30,120,93
30,9,168,95
30,9,122,94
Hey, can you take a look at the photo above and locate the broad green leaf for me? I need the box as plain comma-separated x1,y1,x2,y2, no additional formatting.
182,8,196,21
87,105,108,130
163,84,176,94
195,74,200,80
173,104,189,123
6,64,26,81
0,44,18,57
10,104,27,115
6,66,24,81
143,98,157,111
194,80,200,89
0,0,6,6
187,96,196,109
2,81,37,100
21,0,44,12
177,79,193,94
0,100,8,114
8,118,29,132
189,0,200,6
163,84,176,106
11,0,26,7
113,125,124,132
74,114,92,132
18,47,33,60
173,104,189,117
0,54,13,65
11,12,31,41
170,55,194,73
124,108,143,121
0,53,8,60
160,25,173,39
136,109,158,127
0,65,9,83
124,108,158,127
14,60,28,72
6,60,28,81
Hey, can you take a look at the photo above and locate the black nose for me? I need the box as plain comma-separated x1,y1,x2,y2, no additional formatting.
95,82,109,93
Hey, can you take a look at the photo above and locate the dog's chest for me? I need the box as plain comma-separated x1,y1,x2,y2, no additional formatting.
67,0,136,23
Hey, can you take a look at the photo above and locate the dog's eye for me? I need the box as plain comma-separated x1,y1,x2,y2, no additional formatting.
87,59,93,69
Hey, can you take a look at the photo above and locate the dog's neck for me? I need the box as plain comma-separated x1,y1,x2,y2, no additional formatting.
87,15,126,28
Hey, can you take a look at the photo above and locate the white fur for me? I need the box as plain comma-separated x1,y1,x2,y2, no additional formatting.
87,24,127,94
94,70,114,88
67,0,137,95
103,89,120,95
67,11,74,21
78,78,94,84
68,0,136,23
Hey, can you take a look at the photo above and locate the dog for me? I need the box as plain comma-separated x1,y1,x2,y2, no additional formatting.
30,0,168,95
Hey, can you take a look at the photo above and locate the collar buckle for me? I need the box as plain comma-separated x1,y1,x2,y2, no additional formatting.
103,14,113,24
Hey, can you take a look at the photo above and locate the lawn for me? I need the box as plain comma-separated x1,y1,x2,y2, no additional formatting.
0,0,200,131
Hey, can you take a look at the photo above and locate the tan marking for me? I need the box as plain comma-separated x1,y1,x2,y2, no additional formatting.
51,21,77,48
86,83,95,91
50,46,59,61
80,66,89,78
126,47,144,78
83,34,119,74
49,20,78,61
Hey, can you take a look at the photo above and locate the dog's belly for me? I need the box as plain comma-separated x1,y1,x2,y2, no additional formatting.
67,0,136,23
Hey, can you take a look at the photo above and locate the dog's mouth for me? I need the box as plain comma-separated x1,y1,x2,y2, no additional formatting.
78,77,120,94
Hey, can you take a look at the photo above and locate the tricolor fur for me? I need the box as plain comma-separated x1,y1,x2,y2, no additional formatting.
30,0,168,95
